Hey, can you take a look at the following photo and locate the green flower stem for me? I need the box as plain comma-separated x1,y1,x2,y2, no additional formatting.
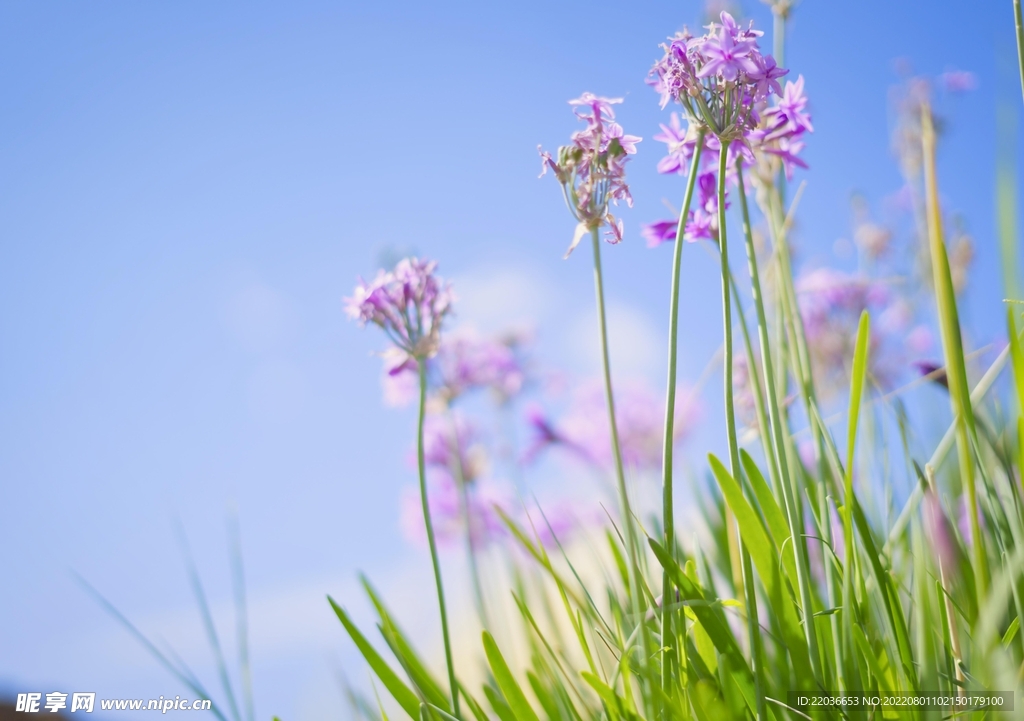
446,408,490,629
417,363,460,717
588,226,651,707
716,144,766,721
660,126,706,701
735,164,825,689
1015,0,1024,106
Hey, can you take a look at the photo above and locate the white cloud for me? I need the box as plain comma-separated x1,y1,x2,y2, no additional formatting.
222,280,292,353
567,301,665,381
246,359,308,424
449,265,553,332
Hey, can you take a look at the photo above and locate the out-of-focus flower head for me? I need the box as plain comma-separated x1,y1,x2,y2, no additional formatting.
640,218,680,248
733,352,759,431
522,500,607,549
925,489,962,581
400,472,512,548
642,166,731,247
381,326,531,408
746,75,812,183
432,328,527,404
889,65,975,182
524,379,699,472
539,93,642,256
420,411,488,484
345,257,453,369
796,267,930,395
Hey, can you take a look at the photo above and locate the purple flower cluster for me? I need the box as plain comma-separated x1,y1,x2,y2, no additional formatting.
345,257,453,367
643,13,813,246
748,74,813,181
641,117,732,246
524,379,699,472
381,326,529,407
539,93,642,255
796,267,932,395
647,13,785,138
400,472,510,547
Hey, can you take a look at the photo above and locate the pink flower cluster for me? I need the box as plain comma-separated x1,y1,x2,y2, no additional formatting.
381,327,529,407
642,13,813,248
524,379,699,472
647,12,786,138
539,93,641,253
345,257,453,366
796,268,931,395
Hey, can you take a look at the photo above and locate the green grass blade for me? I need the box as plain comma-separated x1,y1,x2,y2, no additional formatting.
175,524,242,721
708,454,814,687
74,573,228,721
840,311,870,690
227,513,255,721
921,102,988,594
482,631,541,721
328,596,420,718
360,577,449,710
740,450,799,591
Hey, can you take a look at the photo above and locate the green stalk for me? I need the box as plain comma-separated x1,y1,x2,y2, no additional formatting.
772,2,787,68
660,127,706,702
736,164,825,688
716,144,766,720
920,103,988,595
447,408,490,628
1015,0,1024,106
588,226,651,708
417,363,459,717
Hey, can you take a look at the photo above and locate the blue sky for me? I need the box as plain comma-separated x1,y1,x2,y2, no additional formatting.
1,1,1019,718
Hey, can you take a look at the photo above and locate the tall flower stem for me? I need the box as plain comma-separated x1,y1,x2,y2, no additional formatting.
1015,0,1024,105
716,144,765,721
418,364,459,717
446,408,490,628
589,227,651,704
660,127,706,701
737,164,825,689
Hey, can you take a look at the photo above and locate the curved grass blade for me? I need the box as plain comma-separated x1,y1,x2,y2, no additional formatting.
74,573,227,721
482,631,541,721
328,596,420,718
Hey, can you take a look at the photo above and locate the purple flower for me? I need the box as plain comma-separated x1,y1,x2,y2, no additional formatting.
400,471,512,548
380,326,530,408
684,209,715,241
749,53,788,100
529,379,700,472
641,219,678,248
539,94,642,255
648,13,785,141
522,500,605,549
939,70,977,93
762,136,808,180
697,17,760,83
433,328,527,403
345,257,453,364
653,113,714,176
773,75,813,133
380,348,419,407
796,268,927,395
421,411,485,482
